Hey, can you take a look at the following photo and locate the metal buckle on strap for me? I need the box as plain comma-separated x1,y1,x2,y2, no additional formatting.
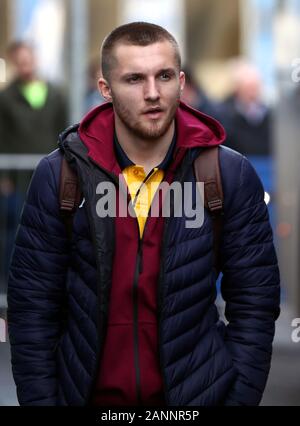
60,199,75,212
60,180,77,212
207,199,223,212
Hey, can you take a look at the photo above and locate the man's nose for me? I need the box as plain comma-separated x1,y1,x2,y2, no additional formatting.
144,78,160,101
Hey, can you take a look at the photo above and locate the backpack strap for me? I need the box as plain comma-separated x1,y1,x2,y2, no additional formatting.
193,146,224,273
59,156,82,240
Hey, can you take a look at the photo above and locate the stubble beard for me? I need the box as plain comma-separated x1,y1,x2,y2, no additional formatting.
112,91,181,141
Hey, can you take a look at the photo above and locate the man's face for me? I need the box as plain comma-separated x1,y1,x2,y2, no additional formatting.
99,41,185,140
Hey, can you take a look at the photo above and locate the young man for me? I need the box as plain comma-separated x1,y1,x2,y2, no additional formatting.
7,22,280,406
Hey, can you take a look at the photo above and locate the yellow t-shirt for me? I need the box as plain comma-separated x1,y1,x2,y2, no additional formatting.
122,165,164,238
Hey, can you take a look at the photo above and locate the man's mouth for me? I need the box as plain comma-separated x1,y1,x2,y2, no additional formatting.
143,107,164,119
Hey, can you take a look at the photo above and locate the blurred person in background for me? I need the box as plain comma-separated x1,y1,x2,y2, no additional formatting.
0,41,67,281
7,22,280,407
181,66,221,119
220,61,272,157
0,40,67,154
219,61,276,232
85,57,106,113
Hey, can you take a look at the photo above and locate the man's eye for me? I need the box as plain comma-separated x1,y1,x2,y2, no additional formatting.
128,76,141,83
160,73,171,81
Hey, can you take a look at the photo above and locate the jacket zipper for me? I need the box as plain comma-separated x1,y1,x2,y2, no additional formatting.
86,156,153,406
131,169,155,405
132,166,175,406
133,234,142,405
84,155,153,406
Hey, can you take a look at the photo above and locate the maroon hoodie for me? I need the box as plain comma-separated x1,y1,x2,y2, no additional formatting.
78,101,225,406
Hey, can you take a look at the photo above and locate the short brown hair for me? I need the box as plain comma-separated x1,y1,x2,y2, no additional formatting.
101,21,181,81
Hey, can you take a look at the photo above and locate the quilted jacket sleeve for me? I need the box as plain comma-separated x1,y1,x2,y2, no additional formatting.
7,155,69,406
220,156,280,406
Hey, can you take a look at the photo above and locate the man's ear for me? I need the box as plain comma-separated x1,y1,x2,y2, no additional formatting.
179,71,185,92
98,77,112,101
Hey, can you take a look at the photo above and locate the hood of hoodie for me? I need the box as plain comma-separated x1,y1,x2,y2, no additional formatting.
65,100,225,174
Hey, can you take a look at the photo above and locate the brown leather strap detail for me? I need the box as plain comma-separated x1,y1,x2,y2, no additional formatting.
193,147,224,273
59,157,81,239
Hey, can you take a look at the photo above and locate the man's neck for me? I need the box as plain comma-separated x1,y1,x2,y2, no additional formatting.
115,118,175,175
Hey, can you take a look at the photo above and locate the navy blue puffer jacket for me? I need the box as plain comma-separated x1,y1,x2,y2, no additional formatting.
7,104,280,406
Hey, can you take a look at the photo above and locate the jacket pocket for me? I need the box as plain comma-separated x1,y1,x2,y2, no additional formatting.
215,320,239,377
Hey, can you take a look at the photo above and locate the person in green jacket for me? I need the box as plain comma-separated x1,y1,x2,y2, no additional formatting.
0,41,68,280
0,40,67,154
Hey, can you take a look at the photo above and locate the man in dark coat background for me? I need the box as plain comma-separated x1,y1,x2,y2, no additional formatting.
220,61,272,157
